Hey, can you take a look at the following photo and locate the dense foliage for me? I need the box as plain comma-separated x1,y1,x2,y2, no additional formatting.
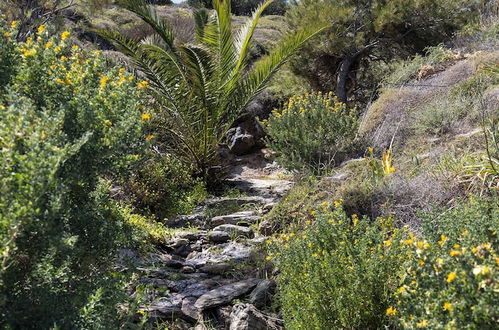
0,22,146,328
394,198,499,328
262,92,358,173
286,0,480,103
100,0,325,175
269,204,408,329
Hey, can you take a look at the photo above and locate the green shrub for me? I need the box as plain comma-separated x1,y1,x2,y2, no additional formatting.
261,92,358,173
269,204,408,329
0,23,146,328
393,198,498,329
125,154,207,220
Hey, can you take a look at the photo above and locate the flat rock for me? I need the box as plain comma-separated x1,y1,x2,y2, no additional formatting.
148,294,184,319
202,196,271,209
211,211,261,227
186,242,253,268
229,303,282,330
209,231,231,243
212,224,254,238
194,279,262,310
199,263,232,275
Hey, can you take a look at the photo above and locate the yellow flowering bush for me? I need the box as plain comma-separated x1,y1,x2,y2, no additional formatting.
261,92,358,173
393,198,499,329
0,22,147,328
269,205,409,329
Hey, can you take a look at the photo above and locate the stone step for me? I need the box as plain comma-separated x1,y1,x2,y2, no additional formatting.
212,224,255,238
185,242,253,268
201,196,274,210
194,278,262,311
210,210,262,227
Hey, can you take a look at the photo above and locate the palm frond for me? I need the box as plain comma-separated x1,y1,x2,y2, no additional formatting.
223,23,328,127
117,0,176,50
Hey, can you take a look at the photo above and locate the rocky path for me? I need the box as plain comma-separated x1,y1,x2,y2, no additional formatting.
125,151,293,329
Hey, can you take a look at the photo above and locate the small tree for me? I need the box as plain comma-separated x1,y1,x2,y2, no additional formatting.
286,0,480,103
100,0,325,175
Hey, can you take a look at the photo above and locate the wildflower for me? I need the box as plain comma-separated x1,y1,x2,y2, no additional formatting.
45,41,53,49
450,250,461,257
333,200,342,207
141,113,151,121
103,120,112,127
3,31,10,38
352,214,359,226
72,45,79,51
307,242,313,249
443,302,453,312
61,31,70,40
397,286,406,294
60,56,67,61
328,219,335,224
453,244,461,249
137,80,149,89
23,49,36,57
446,272,457,283
265,256,272,261
405,239,413,246
386,306,397,316
100,76,109,88
321,201,328,209
384,239,392,247
37,24,46,35
416,319,428,328
11,21,18,29
472,265,491,277
310,210,316,216
438,234,447,246
55,78,65,84
54,46,61,53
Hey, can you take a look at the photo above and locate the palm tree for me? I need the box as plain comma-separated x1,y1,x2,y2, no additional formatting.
99,0,326,175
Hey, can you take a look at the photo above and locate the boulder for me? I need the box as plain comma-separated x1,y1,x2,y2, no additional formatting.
194,279,262,310
226,118,265,156
211,211,261,227
212,224,254,238
208,231,231,244
199,263,232,275
229,304,281,330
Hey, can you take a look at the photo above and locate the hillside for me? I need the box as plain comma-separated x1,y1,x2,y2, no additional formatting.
0,1,497,329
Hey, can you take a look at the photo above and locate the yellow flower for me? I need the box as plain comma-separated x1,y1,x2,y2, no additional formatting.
37,24,46,35
416,319,428,328
3,31,10,38
384,239,392,247
55,78,65,84
60,55,67,61
472,265,491,277
61,31,70,40
449,250,461,257
397,286,406,294
321,201,328,208
11,21,18,29
333,200,343,207
438,234,447,246
23,49,36,57
265,256,272,261
310,210,316,217
141,113,151,121
443,302,453,312
386,306,397,316
446,272,457,283
328,219,335,224
45,41,53,49
405,239,413,246
100,76,109,88
307,242,313,248
72,45,79,51
54,46,61,53
137,80,149,90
